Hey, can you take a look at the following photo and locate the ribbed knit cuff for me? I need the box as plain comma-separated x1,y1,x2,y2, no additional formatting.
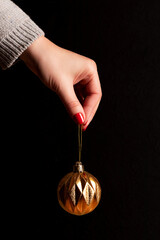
0,17,44,70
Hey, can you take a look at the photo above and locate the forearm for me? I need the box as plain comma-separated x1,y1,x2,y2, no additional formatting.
0,0,44,70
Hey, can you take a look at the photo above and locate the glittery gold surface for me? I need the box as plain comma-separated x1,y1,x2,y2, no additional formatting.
57,171,101,215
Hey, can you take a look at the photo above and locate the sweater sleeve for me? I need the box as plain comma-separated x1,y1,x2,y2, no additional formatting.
0,0,44,70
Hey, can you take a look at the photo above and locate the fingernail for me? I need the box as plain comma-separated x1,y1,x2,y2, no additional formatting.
73,113,84,125
82,125,88,132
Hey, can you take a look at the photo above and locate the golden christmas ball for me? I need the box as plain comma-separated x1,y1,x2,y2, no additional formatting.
57,161,101,216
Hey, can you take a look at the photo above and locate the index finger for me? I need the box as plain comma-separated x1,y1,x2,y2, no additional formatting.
82,70,102,129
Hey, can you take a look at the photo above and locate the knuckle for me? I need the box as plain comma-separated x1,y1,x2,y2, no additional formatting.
68,100,80,109
96,91,102,103
99,89,102,99
87,59,97,72
96,90,102,104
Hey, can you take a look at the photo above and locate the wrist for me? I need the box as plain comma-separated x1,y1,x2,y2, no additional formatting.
20,36,46,75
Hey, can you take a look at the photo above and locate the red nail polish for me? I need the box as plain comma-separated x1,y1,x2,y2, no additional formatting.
82,126,87,132
73,113,84,125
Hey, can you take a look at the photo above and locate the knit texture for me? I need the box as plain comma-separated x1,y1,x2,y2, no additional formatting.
0,0,44,69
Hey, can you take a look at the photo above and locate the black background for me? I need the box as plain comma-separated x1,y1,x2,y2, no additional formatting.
1,0,160,238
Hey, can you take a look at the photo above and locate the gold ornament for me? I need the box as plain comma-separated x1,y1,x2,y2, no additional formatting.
57,125,101,216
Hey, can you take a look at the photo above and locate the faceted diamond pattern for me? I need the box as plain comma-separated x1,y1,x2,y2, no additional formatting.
57,171,101,215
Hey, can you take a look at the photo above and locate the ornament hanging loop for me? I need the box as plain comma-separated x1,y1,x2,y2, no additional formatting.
78,124,82,162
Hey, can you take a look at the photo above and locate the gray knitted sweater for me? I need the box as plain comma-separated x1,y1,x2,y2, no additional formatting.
0,0,44,69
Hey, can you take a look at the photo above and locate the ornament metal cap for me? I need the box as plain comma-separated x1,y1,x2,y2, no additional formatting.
73,161,84,172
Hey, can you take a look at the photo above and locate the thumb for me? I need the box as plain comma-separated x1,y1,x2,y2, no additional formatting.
58,84,85,125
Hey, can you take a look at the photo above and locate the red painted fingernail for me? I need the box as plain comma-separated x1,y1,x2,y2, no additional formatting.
82,126,88,132
73,113,84,125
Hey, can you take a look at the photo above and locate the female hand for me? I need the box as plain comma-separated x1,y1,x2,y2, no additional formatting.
20,36,102,130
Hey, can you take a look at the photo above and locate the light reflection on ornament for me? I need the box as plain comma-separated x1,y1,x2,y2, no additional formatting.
57,161,101,216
